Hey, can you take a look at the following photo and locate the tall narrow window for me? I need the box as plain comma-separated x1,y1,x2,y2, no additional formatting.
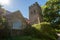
34,10,36,14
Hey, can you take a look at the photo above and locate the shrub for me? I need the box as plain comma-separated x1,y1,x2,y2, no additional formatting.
23,22,58,40
4,36,41,40
23,24,41,38
55,29,60,33
32,22,58,40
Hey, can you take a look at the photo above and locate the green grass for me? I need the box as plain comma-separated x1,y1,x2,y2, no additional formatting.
3,36,41,40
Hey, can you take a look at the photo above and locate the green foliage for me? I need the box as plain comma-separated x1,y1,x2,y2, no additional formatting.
13,36,41,40
33,22,58,40
3,36,41,40
0,16,7,29
43,0,60,30
0,16,9,38
23,24,41,38
43,0,60,21
55,29,60,33
32,23,41,30
23,22,58,40
0,4,2,8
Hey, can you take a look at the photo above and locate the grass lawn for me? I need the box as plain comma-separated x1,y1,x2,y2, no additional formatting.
3,36,41,40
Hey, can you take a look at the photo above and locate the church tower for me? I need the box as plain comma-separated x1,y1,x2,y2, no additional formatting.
29,2,43,25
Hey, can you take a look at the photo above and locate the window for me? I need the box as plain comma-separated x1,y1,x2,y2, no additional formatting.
13,20,22,29
34,10,36,13
30,10,36,14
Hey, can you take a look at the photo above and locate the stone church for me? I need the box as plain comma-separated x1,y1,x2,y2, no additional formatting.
29,2,43,25
0,2,43,36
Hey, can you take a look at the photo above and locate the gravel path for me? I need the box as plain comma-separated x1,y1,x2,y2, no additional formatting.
58,37,60,40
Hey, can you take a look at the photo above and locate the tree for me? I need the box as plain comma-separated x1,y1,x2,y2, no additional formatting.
43,0,60,29
0,5,9,38
0,4,3,8
32,22,58,40
0,4,5,29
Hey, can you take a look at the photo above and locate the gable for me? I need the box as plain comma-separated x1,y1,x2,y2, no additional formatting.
5,10,27,30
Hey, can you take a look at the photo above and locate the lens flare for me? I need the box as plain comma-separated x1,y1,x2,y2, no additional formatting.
0,0,10,5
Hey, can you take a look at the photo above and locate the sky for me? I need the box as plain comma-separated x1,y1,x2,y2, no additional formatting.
0,0,47,18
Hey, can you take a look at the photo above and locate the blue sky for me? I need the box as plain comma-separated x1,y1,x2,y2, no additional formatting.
3,0,47,18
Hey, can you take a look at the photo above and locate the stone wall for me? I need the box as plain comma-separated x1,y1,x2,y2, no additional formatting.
5,10,27,36
29,2,43,25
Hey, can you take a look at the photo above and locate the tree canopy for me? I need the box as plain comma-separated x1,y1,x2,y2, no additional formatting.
43,0,60,29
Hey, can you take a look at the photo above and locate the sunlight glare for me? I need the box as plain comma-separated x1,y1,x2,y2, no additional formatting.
0,0,10,5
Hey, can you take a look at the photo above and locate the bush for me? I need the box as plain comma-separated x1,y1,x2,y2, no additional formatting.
33,22,58,40
23,24,41,38
23,22,58,40
3,36,41,40
55,29,60,33
13,36,41,40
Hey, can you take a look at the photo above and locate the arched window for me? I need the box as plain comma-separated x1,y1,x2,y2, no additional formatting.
13,20,22,29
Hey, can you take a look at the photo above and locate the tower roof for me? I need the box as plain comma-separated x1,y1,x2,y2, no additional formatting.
29,2,40,9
